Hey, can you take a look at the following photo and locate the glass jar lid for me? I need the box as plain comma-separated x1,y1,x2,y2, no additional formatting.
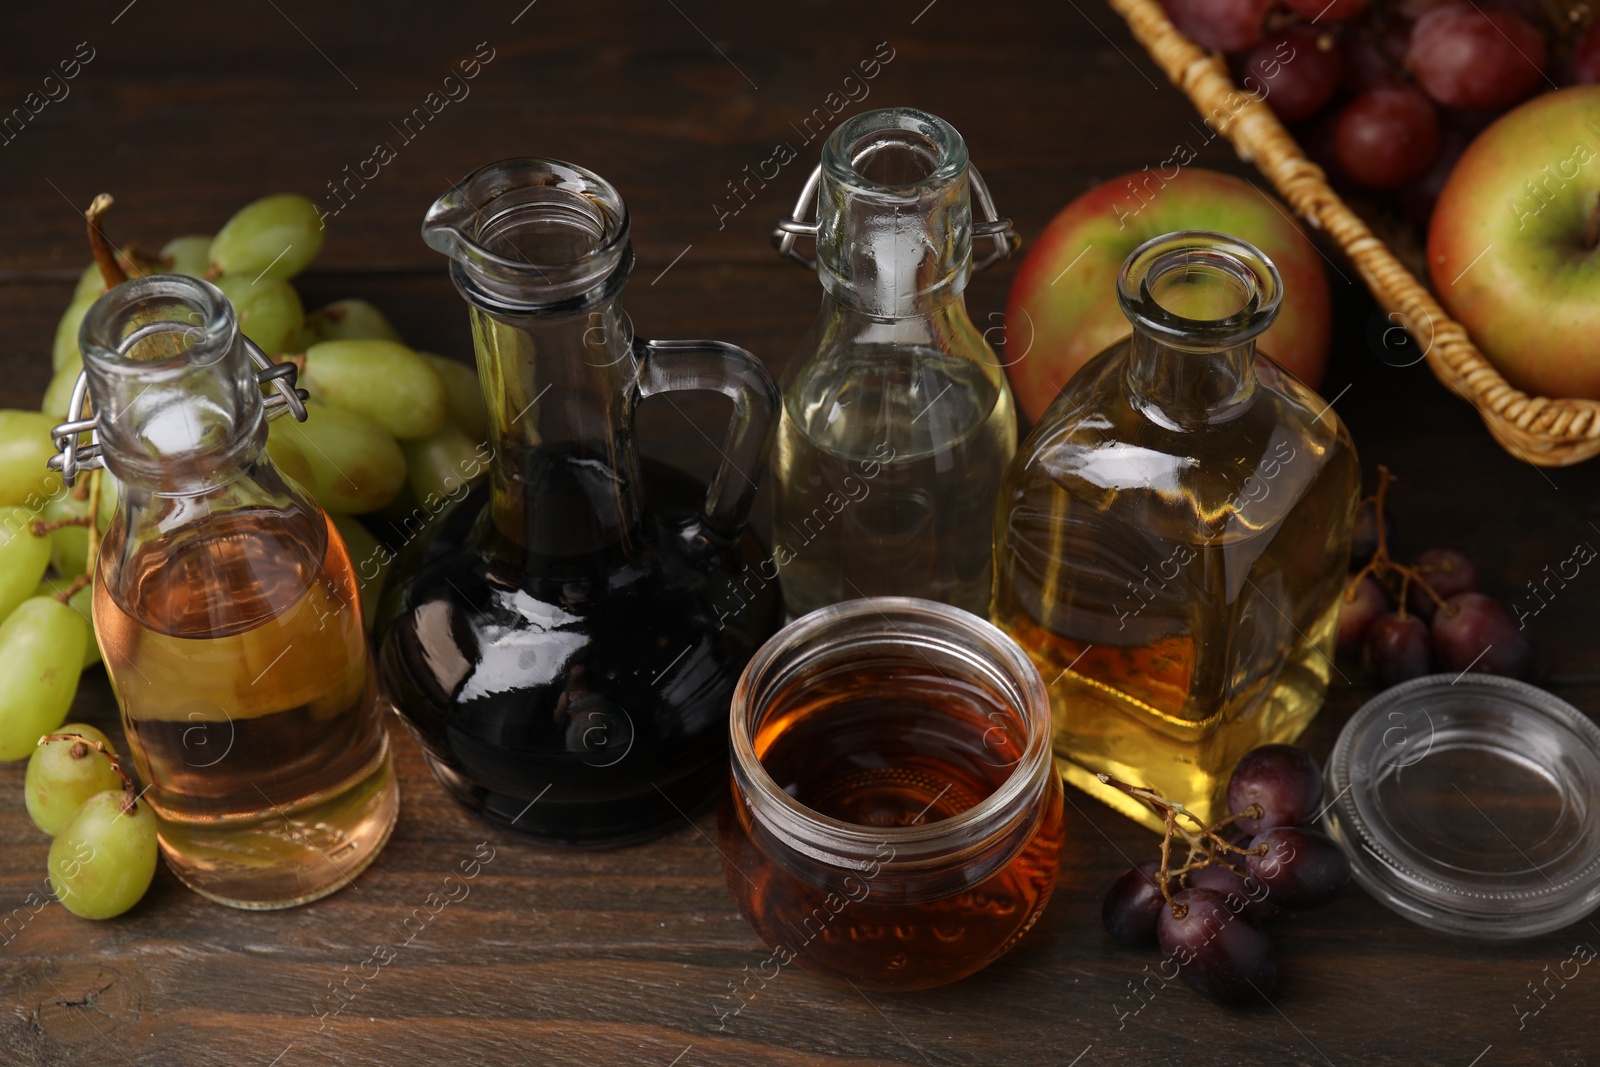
1323,673,1600,939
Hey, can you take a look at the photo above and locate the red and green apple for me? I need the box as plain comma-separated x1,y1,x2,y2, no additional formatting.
1428,86,1600,401
1004,168,1332,424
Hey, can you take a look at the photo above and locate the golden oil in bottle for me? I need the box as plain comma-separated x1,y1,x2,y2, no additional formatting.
991,232,1359,830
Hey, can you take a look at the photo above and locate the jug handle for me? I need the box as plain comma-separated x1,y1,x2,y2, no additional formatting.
632,338,780,542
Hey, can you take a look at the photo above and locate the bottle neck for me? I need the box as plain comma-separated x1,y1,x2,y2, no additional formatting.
82,276,271,496
468,280,645,561
425,158,649,563
814,160,974,319
1114,231,1283,432
1125,329,1258,431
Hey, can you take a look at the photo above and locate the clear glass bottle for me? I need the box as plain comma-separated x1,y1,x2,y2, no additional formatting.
376,158,783,847
772,107,1017,618
992,232,1360,832
69,274,398,909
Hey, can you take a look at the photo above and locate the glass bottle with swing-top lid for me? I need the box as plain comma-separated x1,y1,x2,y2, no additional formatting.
770,106,1019,618
52,272,399,910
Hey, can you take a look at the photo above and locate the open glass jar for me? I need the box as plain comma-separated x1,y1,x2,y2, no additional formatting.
718,598,1063,991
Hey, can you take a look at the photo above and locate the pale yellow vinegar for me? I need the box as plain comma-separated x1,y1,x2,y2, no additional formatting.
95,511,397,908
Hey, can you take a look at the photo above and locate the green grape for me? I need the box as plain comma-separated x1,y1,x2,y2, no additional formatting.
0,505,52,621
331,514,388,630
39,479,112,579
52,296,95,372
0,410,64,510
0,596,89,760
297,299,403,350
159,234,213,278
47,789,158,920
402,422,490,503
73,263,106,303
213,273,304,356
43,497,87,580
301,340,449,440
41,356,85,421
36,474,118,586
25,724,121,836
208,193,324,281
33,575,99,669
266,400,405,514
421,353,490,442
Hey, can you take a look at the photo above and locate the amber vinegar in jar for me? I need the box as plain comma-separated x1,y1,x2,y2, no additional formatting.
720,598,1063,991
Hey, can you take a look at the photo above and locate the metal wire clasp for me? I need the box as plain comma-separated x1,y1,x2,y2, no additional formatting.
48,337,309,487
772,163,1019,271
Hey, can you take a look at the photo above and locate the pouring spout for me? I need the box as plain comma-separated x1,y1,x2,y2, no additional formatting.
423,157,632,314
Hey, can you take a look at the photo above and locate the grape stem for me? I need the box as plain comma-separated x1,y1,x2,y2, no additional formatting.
85,194,127,290
1344,465,1453,619
1096,773,1266,917
38,733,139,815
30,516,91,536
52,573,91,603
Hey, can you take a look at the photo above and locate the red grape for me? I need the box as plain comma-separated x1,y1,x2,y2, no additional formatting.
1103,861,1174,947
1335,86,1440,188
1366,610,1433,685
1408,4,1547,110
1431,591,1534,678
1163,0,1274,54
1282,0,1369,21
1574,23,1600,85
1342,35,1405,95
1240,27,1343,123
1227,744,1325,834
1246,826,1352,910
1187,856,1285,921
1157,888,1277,1006
1381,16,1414,65
1397,126,1469,227
1405,546,1479,620
1350,499,1395,566
1338,574,1389,653
1395,0,1450,15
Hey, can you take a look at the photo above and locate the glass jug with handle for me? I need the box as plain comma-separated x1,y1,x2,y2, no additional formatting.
375,158,783,847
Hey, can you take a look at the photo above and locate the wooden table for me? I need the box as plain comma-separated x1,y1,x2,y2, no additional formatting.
3,2,1598,1064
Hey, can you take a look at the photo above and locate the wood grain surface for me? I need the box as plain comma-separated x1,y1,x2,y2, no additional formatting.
2,2,1599,1065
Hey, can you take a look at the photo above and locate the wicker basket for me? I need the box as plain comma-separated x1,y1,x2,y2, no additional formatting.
1108,0,1600,466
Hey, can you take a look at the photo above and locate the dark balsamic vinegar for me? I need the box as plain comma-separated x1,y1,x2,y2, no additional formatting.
376,448,781,847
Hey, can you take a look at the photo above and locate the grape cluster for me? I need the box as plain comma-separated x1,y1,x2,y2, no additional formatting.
27,727,158,920
1100,744,1351,1007
1164,0,1595,219
1336,467,1534,685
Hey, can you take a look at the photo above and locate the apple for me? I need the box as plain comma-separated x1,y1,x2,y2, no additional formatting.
1005,168,1331,424
1427,86,1600,401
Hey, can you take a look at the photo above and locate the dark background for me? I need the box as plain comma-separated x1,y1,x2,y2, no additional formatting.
2,2,1599,1065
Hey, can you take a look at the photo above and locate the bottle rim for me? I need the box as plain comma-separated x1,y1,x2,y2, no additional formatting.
80,272,238,376
422,157,632,312
1116,230,1283,350
729,596,1054,872
822,107,970,196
